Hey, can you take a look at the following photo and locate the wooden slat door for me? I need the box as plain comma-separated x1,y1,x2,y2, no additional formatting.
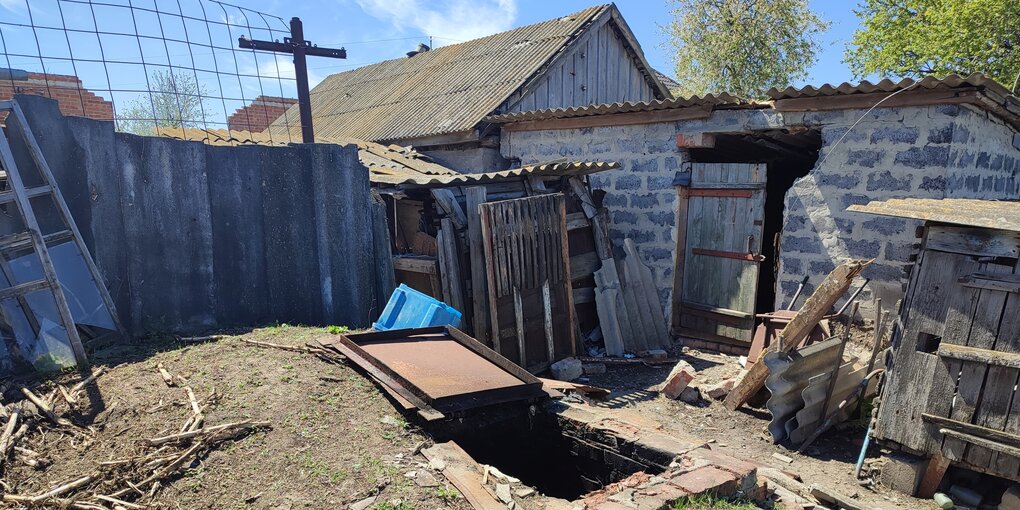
479,193,576,372
678,163,766,344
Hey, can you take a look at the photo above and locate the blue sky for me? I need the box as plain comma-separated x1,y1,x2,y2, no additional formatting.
0,0,866,126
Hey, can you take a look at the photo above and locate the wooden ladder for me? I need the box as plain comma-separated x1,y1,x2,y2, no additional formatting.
0,99,126,369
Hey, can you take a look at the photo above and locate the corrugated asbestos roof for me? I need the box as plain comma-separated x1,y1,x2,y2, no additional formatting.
848,198,1020,232
264,5,614,143
154,127,616,187
486,73,1019,124
766,72,1016,100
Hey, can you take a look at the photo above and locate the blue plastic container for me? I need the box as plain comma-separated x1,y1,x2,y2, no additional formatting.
373,284,463,331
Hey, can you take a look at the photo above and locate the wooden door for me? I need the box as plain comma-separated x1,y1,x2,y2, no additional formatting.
677,163,766,345
479,193,576,372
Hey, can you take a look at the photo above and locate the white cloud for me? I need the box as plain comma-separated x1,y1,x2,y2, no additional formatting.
354,0,517,45
0,0,26,13
238,54,325,97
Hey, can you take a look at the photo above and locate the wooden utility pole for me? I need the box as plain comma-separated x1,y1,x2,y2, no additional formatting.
238,17,346,143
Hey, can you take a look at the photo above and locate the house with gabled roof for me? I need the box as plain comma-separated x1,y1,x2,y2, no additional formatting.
266,4,670,172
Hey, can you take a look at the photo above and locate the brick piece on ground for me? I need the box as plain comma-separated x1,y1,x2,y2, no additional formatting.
672,466,740,496
660,360,696,399
704,378,735,399
683,447,758,492
631,432,705,469
583,362,608,375
591,502,636,510
551,357,583,381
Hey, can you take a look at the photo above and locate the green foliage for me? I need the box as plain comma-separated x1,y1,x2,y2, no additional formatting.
663,0,828,98
373,502,414,510
671,493,758,509
846,0,1020,90
434,485,461,502
119,70,210,135
326,325,350,335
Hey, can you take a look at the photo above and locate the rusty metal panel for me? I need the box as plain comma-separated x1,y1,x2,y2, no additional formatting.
321,326,544,420
849,198,1020,233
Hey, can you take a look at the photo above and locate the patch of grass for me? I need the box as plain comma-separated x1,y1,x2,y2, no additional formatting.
671,494,758,510
297,452,347,485
326,325,350,334
435,485,461,502
373,502,414,510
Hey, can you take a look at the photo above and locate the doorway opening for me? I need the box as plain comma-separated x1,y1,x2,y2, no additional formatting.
684,129,821,339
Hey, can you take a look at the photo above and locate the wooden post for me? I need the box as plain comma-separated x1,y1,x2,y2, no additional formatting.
465,187,489,343
671,184,690,335
724,259,871,411
917,452,950,498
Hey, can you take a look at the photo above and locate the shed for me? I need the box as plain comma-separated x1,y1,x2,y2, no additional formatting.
490,73,1020,354
850,198,1020,486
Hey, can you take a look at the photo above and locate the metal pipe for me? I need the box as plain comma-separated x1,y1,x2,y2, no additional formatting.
787,275,809,310
836,278,870,316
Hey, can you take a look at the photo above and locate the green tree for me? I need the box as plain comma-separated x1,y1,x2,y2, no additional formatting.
846,0,1020,91
662,0,829,98
119,70,210,135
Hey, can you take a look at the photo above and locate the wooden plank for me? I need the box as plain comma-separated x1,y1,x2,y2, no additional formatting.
513,286,526,366
993,271,1020,476
570,251,601,281
725,259,870,410
917,452,950,499
926,224,1020,259
0,279,50,301
0,184,52,205
959,272,1020,293
543,279,554,363
437,219,465,313
558,195,578,357
922,413,1020,449
392,256,439,274
941,428,1020,460
566,212,589,231
431,188,466,230
567,177,612,261
774,88,978,113
671,184,690,335
466,187,489,342
479,203,501,354
938,343,1020,368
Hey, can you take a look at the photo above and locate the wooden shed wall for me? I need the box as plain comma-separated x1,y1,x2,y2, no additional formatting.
500,18,658,114
875,223,1020,481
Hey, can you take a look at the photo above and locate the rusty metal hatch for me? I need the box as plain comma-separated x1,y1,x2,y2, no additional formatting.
318,326,545,421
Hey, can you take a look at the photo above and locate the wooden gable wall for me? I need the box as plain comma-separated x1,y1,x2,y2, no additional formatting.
499,16,661,114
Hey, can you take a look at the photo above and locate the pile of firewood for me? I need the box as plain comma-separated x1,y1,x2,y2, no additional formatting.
0,364,270,509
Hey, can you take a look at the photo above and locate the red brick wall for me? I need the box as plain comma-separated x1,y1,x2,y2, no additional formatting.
227,95,297,132
0,71,114,121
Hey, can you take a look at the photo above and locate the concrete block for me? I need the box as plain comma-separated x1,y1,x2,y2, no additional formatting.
673,466,739,496
846,149,883,168
551,357,583,381
895,146,950,168
880,451,927,496
661,360,696,399
679,386,700,404
866,170,912,192
616,174,642,190
870,126,919,144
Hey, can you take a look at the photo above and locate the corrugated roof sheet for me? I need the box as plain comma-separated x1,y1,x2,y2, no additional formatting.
487,73,1019,125
848,198,1020,232
154,127,616,187
766,72,1017,100
485,93,754,123
265,5,613,143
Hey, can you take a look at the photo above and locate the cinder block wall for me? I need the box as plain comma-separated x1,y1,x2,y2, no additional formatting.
14,95,381,336
501,104,1020,324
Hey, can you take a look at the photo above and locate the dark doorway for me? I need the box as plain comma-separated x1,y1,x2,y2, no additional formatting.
687,129,821,318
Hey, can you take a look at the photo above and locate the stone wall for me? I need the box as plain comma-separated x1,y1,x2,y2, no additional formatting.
13,95,381,336
501,103,1020,325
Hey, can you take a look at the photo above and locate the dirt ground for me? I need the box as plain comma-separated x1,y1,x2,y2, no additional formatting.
580,345,935,510
1,325,471,510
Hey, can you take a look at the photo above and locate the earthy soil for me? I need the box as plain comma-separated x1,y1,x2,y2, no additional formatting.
581,346,936,510
1,325,471,510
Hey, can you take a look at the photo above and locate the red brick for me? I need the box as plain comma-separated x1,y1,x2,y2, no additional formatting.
661,360,695,399
672,466,739,496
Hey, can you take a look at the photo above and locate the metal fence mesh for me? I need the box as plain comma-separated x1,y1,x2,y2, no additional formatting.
0,0,307,144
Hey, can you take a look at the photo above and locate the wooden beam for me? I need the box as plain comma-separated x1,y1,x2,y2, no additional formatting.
501,105,714,132
431,189,467,230
724,259,871,410
917,452,949,499
671,185,690,335
392,256,438,274
938,343,1020,368
958,272,1020,293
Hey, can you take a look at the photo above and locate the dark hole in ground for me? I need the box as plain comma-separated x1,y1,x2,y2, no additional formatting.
431,404,660,500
